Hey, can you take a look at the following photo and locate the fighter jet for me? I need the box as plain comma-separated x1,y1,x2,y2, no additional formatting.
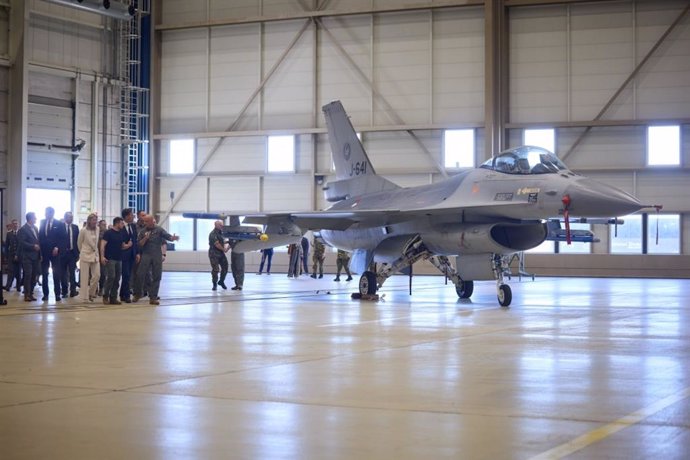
188,101,647,307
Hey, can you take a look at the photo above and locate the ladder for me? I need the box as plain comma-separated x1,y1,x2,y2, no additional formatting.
118,0,150,213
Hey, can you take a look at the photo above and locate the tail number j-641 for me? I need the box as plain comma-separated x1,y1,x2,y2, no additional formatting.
349,161,368,177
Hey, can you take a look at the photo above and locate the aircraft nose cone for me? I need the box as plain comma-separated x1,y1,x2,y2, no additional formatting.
566,179,644,217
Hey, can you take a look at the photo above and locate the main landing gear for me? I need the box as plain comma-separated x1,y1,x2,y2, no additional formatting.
351,239,513,307
493,254,512,307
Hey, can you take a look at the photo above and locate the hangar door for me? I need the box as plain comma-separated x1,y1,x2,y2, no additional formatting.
27,101,74,190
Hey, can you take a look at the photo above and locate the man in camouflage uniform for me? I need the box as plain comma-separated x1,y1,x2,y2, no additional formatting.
334,249,352,282
229,240,245,290
310,236,325,279
208,220,228,290
133,215,179,305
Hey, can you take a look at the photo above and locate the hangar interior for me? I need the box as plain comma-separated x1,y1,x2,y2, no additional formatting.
1,0,688,276
1,0,690,459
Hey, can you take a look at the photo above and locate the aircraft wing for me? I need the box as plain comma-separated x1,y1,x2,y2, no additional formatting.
243,210,403,231
242,201,525,231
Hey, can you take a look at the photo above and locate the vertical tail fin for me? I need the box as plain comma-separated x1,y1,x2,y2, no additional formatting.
322,101,377,181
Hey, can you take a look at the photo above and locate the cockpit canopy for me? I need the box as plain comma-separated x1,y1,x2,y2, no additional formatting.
480,146,569,175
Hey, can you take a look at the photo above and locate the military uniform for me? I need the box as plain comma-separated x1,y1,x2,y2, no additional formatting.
208,228,228,289
310,238,325,278
230,242,244,290
134,226,174,302
334,249,352,281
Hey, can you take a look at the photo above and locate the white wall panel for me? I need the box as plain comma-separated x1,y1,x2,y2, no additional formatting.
365,131,438,174
295,134,314,174
161,0,208,25
318,15,373,127
559,126,645,170
636,171,690,212
636,1,690,119
509,5,567,123
570,2,633,121
209,0,259,21
315,133,334,175
159,177,207,212
263,175,311,211
373,11,431,125
28,14,105,74
209,177,260,213
510,0,690,123
160,29,208,133
262,20,314,129
209,24,261,132
197,137,266,174
432,7,484,123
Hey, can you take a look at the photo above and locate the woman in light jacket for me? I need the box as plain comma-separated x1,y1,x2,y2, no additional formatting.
77,213,100,302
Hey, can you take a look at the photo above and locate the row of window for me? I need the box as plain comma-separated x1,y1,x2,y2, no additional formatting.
170,125,682,174
444,125,682,169
528,214,681,255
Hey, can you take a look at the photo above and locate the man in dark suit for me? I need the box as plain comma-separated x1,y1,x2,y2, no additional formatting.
4,219,21,291
39,206,65,301
17,212,40,301
119,208,139,303
60,211,80,297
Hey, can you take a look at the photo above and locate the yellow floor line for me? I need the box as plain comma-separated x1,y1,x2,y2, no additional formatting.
530,386,690,460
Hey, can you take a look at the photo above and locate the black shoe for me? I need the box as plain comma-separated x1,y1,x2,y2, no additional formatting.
310,274,317,279
42,295,49,301
218,281,227,290
212,284,217,291
121,298,132,304
55,296,61,301
70,291,79,297
231,286,240,290
346,276,352,281
334,277,340,282
318,274,323,279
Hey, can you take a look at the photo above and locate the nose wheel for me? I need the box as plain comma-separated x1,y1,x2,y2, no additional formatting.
497,284,512,307
455,280,474,299
359,271,378,295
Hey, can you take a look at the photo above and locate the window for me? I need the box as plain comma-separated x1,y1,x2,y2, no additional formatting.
526,240,554,254
558,223,592,254
524,128,555,153
167,215,194,250
170,139,195,174
268,135,295,172
26,188,72,218
196,218,217,252
647,214,680,254
610,214,642,254
647,126,680,166
444,129,474,168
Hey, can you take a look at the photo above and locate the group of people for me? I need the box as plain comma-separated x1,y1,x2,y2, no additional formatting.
251,236,352,282
4,207,179,305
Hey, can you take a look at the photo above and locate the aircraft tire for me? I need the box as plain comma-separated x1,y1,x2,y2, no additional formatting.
498,284,512,307
359,271,377,295
455,280,474,298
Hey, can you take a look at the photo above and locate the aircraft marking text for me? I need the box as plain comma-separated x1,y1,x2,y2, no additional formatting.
350,161,368,177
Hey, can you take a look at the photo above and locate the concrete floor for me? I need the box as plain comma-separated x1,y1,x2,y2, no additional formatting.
1,272,689,459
